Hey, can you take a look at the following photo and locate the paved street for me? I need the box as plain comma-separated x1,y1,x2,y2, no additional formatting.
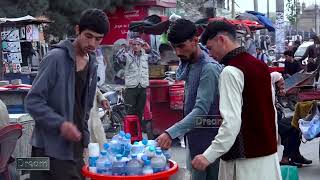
169,138,320,180
298,138,320,180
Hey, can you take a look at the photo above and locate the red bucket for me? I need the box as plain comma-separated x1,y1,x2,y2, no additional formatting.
82,160,179,180
169,84,184,110
149,80,169,103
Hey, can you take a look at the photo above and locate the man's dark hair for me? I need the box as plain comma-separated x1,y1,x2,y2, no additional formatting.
159,43,173,54
200,20,237,45
284,50,294,57
168,19,197,44
79,8,110,35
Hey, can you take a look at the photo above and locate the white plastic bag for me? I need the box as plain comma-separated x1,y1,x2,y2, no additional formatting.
299,107,320,140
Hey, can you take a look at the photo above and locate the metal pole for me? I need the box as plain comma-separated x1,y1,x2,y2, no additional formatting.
227,0,230,10
276,0,285,60
316,0,318,34
295,0,298,35
267,0,270,18
213,0,217,17
231,0,235,18
254,0,258,11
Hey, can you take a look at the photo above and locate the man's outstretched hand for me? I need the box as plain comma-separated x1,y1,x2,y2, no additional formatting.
156,132,172,149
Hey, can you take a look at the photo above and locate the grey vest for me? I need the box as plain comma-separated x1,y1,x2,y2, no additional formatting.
124,51,149,88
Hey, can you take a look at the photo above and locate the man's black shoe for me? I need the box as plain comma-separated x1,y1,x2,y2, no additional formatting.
292,155,312,165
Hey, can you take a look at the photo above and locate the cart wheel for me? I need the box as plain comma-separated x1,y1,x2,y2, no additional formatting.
145,120,155,140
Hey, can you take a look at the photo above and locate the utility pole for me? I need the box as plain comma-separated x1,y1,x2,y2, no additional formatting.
213,0,217,17
315,0,318,34
267,0,270,18
276,0,285,59
231,0,235,18
254,0,258,11
227,0,230,10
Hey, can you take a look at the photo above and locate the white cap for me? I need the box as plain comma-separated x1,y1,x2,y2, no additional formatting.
88,143,100,157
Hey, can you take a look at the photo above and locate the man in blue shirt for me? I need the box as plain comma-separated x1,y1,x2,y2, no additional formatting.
156,19,222,180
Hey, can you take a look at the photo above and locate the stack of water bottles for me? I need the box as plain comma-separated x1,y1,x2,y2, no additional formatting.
88,131,171,176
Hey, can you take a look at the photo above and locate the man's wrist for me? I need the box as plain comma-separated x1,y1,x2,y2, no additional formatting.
164,131,173,140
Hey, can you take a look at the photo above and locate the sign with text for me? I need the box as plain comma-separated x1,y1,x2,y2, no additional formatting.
194,115,223,129
101,6,147,45
16,157,50,170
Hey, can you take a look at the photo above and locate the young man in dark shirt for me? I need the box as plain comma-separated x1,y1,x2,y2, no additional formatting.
26,9,109,180
284,50,301,78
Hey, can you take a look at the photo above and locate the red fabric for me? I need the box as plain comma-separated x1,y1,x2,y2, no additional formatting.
269,67,284,73
298,91,320,102
227,53,277,158
143,88,152,120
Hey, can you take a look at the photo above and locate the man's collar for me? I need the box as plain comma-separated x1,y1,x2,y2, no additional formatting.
220,46,246,65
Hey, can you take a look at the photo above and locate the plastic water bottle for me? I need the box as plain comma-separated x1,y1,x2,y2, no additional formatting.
96,151,108,174
163,150,171,170
151,150,167,173
103,143,114,162
131,142,144,154
137,153,146,163
142,159,153,175
88,143,100,169
112,154,126,176
144,146,156,159
112,131,125,141
147,140,158,147
126,154,143,175
124,133,131,144
105,161,113,175
122,133,132,157
110,139,123,155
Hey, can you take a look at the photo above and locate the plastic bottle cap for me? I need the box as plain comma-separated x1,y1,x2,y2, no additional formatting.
88,143,100,157
125,133,131,139
131,154,137,158
142,139,148,145
116,154,122,160
141,155,148,161
134,141,139,145
156,150,162,154
103,143,109,149
145,159,151,165
148,146,155,152
100,151,107,156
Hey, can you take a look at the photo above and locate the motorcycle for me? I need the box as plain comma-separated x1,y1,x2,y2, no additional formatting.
99,84,128,139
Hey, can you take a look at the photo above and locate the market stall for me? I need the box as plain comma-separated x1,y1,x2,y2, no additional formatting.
0,15,50,84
